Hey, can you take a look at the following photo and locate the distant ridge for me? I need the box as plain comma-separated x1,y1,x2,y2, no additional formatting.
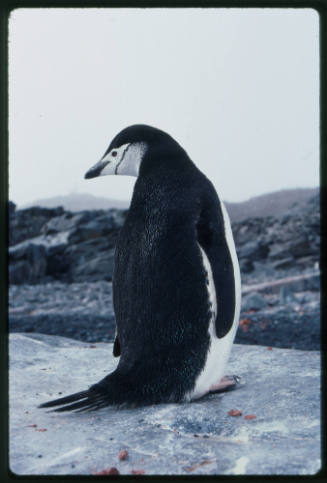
224,187,319,222
20,192,130,212
18,187,319,221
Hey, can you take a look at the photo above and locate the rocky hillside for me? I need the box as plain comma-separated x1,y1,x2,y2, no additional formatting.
8,192,320,350
225,187,319,222
8,192,320,286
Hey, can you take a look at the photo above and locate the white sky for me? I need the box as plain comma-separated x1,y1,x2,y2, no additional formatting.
9,8,319,207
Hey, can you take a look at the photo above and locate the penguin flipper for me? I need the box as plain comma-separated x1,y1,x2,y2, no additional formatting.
197,200,237,339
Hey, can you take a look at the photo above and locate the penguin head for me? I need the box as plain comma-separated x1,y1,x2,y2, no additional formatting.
84,125,185,180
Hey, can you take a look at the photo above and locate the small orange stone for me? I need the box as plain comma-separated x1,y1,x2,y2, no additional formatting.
118,449,128,461
239,318,251,332
94,467,120,475
267,346,272,350
244,414,256,420
228,409,243,417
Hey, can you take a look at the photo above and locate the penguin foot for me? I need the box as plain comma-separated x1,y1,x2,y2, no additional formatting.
209,375,241,393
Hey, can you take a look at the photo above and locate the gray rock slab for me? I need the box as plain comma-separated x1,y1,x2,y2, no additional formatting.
9,333,321,476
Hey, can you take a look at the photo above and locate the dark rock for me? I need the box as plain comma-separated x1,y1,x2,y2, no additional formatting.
289,236,315,258
298,291,318,304
8,191,319,285
9,231,72,283
232,191,320,285
9,207,125,284
296,256,318,269
269,244,292,260
239,259,254,273
232,218,268,245
242,292,268,312
9,244,47,284
305,273,320,291
61,236,116,283
9,201,16,217
70,251,115,282
9,260,31,285
46,246,70,279
236,305,320,351
237,240,269,261
272,257,294,270
67,215,122,244
280,286,298,304
26,244,48,282
9,312,116,343
9,206,65,246
41,212,91,236
280,214,290,224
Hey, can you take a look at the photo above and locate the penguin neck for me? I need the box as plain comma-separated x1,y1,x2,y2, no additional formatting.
139,143,194,179
130,148,197,211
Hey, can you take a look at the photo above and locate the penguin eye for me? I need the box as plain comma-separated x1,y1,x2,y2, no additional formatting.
112,151,118,157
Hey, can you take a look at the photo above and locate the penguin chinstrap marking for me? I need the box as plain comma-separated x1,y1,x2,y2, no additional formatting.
39,124,241,412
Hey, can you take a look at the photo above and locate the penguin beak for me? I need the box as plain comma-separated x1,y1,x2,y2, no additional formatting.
84,159,109,179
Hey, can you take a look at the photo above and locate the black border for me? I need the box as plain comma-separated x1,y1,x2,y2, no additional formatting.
1,1,326,482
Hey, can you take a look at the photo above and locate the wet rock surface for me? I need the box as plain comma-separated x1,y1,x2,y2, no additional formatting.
9,333,321,475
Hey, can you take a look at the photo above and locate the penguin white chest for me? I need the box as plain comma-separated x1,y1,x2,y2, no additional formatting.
187,243,238,401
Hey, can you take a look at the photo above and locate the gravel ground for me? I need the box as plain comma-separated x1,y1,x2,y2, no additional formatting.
9,281,320,350
9,282,116,343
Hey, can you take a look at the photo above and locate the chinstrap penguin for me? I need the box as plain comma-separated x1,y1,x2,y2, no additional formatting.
39,124,241,412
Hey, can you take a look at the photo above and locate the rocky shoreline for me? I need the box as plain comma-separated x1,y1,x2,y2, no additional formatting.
8,192,320,350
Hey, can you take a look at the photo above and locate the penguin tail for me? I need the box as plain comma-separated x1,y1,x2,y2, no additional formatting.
39,375,118,413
